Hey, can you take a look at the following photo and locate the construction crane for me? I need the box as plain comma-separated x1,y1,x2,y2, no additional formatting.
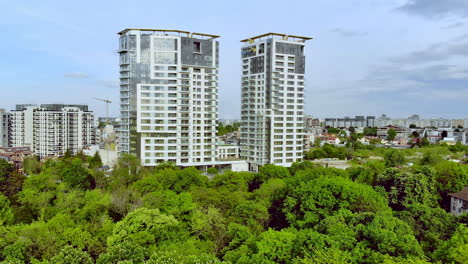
93,98,112,124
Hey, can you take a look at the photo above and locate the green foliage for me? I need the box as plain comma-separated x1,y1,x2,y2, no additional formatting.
191,206,228,253
433,161,468,210
347,160,385,185
289,160,318,175
217,122,240,136
384,149,406,167
449,141,467,153
63,149,72,159
363,127,377,136
305,144,351,160
0,194,14,226
89,152,103,169
420,151,443,166
107,208,180,248
49,245,93,264
398,203,457,258
96,241,147,264
434,161,468,194
210,171,253,192
434,224,468,264
356,211,424,258
0,159,14,183
61,159,90,190
421,137,430,146
326,127,341,134
75,150,87,163
142,190,195,222
375,168,436,211
284,176,388,228
0,170,26,204
387,128,397,141
257,164,290,183
111,154,144,189
252,229,297,263
0,148,464,263
147,250,223,263
207,167,218,175
23,156,41,175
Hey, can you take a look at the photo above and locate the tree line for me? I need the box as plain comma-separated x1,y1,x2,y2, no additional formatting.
0,148,467,263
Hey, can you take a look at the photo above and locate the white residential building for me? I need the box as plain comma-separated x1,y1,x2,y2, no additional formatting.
118,29,220,167
449,187,468,216
0,109,10,147
240,33,311,170
217,145,240,160
10,104,98,157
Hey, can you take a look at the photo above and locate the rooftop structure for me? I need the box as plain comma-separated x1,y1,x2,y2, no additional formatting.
240,32,313,43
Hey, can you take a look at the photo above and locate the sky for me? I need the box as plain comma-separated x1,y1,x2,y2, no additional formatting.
0,0,467,119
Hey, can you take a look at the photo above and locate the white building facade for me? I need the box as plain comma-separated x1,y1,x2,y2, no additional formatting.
10,104,97,157
118,29,220,167
240,33,311,169
449,187,468,216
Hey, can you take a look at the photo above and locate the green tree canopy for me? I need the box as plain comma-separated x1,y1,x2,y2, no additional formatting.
384,149,406,167
387,128,397,141
284,176,388,228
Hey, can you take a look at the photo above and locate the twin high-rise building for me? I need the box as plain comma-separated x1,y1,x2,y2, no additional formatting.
118,29,219,166
240,33,311,170
118,29,310,169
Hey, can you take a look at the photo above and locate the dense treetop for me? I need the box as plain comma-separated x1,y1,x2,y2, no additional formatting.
0,145,467,263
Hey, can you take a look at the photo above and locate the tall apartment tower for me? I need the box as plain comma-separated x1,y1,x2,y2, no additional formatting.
118,29,220,166
0,109,11,147
10,104,97,157
240,33,311,170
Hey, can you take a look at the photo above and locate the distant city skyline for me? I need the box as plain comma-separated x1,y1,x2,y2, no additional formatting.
1,0,468,119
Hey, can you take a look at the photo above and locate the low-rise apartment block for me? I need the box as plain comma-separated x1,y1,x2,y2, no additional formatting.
10,104,98,157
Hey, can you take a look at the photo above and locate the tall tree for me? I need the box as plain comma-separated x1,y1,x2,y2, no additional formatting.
387,128,397,141
62,159,90,190
0,193,14,225
89,152,103,169
384,149,406,167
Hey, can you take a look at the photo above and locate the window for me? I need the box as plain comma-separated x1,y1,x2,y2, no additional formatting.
193,41,201,53
259,43,265,54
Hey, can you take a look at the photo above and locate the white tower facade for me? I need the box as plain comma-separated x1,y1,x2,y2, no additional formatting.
240,33,311,169
118,29,220,166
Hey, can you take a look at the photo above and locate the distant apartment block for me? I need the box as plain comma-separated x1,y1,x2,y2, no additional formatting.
118,29,220,166
10,104,98,157
324,116,375,128
0,109,10,147
240,33,311,169
323,114,465,129
375,114,454,128
304,116,320,129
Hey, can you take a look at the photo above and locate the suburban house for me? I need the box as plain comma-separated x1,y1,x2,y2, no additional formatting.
448,186,468,216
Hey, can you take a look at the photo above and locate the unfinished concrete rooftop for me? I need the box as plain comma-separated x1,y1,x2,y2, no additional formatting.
118,28,220,40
